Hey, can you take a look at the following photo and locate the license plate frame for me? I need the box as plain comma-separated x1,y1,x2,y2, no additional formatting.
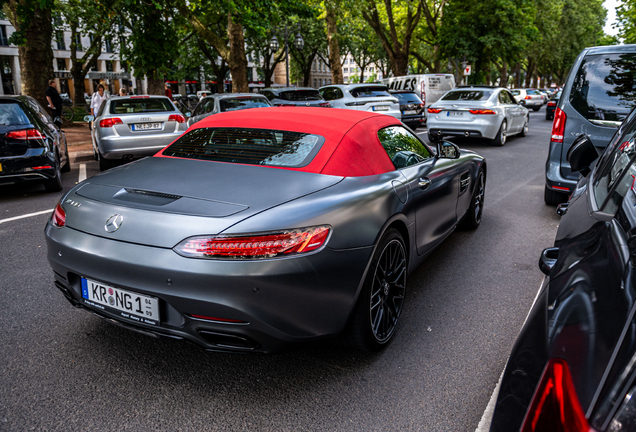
132,122,162,131
372,106,389,112
81,277,160,325
448,111,464,117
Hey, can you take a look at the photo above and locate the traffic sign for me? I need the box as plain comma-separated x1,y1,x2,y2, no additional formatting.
464,65,472,76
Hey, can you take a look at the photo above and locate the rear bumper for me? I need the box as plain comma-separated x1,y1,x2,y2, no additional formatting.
520,100,542,108
427,115,502,139
545,140,577,193
0,148,57,185
45,223,374,353
95,130,184,160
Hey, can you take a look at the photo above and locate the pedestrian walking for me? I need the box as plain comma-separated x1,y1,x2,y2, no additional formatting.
165,83,173,100
90,84,108,116
45,79,63,126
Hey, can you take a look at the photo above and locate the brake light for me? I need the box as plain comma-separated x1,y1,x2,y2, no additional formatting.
32,166,53,170
428,108,442,113
51,202,66,228
168,114,186,123
551,108,567,143
548,101,556,107
525,95,532,99
319,102,331,107
469,109,496,115
5,129,46,140
174,225,331,259
99,118,123,128
521,359,591,432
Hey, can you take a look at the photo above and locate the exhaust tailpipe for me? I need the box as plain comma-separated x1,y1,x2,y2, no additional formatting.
465,132,470,137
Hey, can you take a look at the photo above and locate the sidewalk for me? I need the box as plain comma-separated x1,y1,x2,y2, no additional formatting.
63,122,94,163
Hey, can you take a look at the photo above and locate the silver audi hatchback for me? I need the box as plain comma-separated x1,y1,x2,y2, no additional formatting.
91,95,187,171
318,84,401,119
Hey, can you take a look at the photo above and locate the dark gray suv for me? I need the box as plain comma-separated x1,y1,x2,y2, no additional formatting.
545,44,636,205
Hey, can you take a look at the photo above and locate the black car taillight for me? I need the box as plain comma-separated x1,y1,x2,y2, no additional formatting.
520,359,591,432
5,128,46,140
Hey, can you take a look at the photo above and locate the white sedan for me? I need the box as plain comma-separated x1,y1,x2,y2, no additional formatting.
426,86,529,146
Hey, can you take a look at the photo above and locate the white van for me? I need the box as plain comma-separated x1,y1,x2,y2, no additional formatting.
381,74,455,107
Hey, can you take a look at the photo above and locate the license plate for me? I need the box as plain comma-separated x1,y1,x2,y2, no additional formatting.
81,277,160,325
448,111,464,117
372,106,389,111
403,110,417,115
132,122,161,131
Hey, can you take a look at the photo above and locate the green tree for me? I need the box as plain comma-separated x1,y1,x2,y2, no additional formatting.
618,0,636,43
289,14,328,86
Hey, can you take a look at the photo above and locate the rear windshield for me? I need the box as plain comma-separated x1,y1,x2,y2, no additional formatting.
511,90,520,96
527,90,541,95
280,90,323,101
442,90,493,101
350,87,391,98
570,53,636,122
392,92,422,104
110,98,174,114
162,128,324,168
0,102,30,125
219,98,270,112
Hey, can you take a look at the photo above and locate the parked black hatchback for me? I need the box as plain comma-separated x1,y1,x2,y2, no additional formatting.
0,96,69,192
389,90,425,129
491,107,636,431
260,87,330,107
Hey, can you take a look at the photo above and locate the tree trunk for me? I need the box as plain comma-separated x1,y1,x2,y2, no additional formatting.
499,62,508,88
8,0,54,108
146,71,164,95
325,2,343,84
513,63,521,88
227,14,248,93
432,44,442,73
525,59,535,88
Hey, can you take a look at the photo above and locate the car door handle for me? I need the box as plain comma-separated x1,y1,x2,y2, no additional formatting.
539,247,559,276
418,178,431,190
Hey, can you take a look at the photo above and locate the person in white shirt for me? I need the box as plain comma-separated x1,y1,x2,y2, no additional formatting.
90,84,108,116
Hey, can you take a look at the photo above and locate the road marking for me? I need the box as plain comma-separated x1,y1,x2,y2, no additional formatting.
79,163,87,183
475,279,545,431
0,209,53,225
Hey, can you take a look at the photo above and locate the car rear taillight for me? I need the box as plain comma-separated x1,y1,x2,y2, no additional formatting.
174,225,331,259
168,114,186,123
99,118,123,128
548,101,556,107
521,359,590,432
51,202,66,228
551,108,567,143
421,82,426,105
419,103,425,108
469,109,496,115
525,95,532,99
5,129,46,140
319,102,331,107
427,108,442,113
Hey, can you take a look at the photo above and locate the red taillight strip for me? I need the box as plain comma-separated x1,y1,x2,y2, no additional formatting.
99,118,123,128
168,114,186,123
189,314,248,324
6,129,46,140
51,202,66,228
32,166,53,170
553,186,570,191
174,225,331,259
469,109,496,115
428,108,442,113
520,359,590,432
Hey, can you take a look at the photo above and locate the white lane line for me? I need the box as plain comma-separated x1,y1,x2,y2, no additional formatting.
0,209,53,225
79,163,87,183
475,279,545,432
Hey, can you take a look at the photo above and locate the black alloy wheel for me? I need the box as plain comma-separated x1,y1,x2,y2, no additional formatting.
460,170,485,230
343,228,407,351
61,145,71,172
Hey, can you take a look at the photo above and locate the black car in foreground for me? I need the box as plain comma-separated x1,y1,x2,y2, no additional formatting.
545,90,561,121
389,90,425,129
260,87,330,107
0,95,69,192
490,107,636,431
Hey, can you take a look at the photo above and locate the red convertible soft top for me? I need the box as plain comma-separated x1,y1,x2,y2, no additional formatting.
155,107,401,177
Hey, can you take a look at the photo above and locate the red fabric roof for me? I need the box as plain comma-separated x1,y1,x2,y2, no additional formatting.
155,107,402,176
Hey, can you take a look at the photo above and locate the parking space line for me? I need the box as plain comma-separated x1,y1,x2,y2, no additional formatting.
0,209,53,225
79,163,87,183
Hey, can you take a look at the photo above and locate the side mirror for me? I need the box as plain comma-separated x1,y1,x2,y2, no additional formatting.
567,134,599,177
185,112,192,118
437,141,460,159
84,115,95,122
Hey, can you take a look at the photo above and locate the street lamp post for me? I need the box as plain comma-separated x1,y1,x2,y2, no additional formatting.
270,24,304,87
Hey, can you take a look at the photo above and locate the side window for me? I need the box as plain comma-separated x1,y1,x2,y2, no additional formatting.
377,126,433,169
262,91,275,101
498,92,506,104
321,88,342,101
192,102,203,116
594,128,636,214
204,100,215,114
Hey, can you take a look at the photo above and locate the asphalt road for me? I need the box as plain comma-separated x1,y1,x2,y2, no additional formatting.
0,107,560,431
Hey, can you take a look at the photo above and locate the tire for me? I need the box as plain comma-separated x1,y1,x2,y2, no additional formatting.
61,146,71,172
520,116,529,137
62,105,74,122
532,106,540,112
492,120,507,146
98,151,114,171
43,155,63,192
544,186,568,206
342,228,407,352
459,170,485,230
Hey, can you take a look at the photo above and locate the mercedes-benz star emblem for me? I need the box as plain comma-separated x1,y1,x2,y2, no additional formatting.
105,214,123,233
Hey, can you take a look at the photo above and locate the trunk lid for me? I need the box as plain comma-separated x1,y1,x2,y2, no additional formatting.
65,157,343,248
